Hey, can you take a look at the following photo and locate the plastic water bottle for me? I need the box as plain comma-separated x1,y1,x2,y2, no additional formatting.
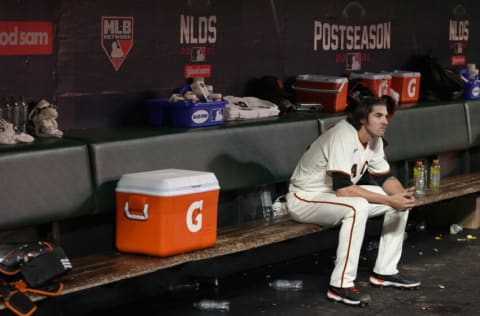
18,97,29,134
3,101,12,123
168,280,200,292
260,189,273,220
413,160,426,196
12,98,20,131
450,223,463,235
193,299,230,312
429,159,441,191
366,240,379,251
269,279,303,291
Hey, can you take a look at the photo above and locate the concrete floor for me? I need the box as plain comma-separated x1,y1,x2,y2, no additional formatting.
41,220,480,316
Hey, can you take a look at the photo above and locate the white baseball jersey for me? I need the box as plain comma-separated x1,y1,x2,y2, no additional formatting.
289,119,390,194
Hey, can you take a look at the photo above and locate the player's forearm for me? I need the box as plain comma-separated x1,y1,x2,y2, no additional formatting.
381,176,405,195
335,184,391,205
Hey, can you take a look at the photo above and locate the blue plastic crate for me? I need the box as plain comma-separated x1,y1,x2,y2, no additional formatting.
145,99,165,126
146,99,226,128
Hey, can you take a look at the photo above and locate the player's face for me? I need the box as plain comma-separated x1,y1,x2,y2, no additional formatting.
364,104,389,137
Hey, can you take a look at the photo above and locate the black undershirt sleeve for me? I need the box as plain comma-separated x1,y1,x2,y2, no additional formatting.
332,171,393,191
332,172,353,191
371,171,393,187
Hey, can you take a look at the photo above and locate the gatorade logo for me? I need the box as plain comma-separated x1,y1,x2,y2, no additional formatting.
407,78,417,97
186,200,203,232
378,80,389,97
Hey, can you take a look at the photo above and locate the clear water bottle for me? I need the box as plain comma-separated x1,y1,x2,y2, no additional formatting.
12,98,20,131
413,160,426,196
366,240,379,251
193,299,230,312
260,189,273,220
269,279,303,291
3,100,12,123
167,280,200,292
450,223,463,235
429,159,441,191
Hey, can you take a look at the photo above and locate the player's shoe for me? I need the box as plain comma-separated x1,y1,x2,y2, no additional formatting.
327,286,371,307
369,272,421,289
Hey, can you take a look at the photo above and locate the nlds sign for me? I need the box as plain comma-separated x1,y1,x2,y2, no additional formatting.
180,14,217,44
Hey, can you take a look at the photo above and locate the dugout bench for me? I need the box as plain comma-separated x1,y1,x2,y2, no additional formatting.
2,100,480,310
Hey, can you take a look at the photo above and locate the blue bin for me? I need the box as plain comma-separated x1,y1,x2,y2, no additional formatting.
145,99,165,126
146,99,226,128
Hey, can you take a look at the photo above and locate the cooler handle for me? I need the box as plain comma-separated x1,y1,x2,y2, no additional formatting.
124,202,149,221
292,80,346,94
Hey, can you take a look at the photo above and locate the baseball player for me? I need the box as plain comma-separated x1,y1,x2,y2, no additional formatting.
286,96,420,307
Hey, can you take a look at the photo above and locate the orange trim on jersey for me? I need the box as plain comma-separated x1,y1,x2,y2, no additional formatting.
293,193,356,287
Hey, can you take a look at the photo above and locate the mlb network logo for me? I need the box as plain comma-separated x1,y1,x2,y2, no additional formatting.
101,16,134,71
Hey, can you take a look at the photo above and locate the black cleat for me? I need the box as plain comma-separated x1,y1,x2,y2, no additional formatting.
369,272,421,289
327,286,371,307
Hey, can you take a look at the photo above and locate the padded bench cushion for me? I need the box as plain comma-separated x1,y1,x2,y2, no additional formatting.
0,138,94,230
385,102,469,161
465,100,480,146
65,115,320,214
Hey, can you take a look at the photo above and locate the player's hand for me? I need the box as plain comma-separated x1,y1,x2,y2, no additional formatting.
389,190,416,211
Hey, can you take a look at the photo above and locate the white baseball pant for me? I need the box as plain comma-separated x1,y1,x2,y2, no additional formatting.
286,185,410,288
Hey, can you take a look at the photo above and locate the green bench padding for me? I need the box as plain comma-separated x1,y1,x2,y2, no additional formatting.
385,103,469,161
66,115,320,214
465,100,480,146
318,114,346,133
1,102,478,231
0,139,94,230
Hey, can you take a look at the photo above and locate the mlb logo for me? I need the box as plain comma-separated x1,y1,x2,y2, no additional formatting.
454,42,463,54
101,16,134,71
346,53,361,71
212,108,224,122
191,47,206,62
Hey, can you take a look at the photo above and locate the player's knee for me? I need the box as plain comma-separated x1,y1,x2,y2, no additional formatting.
347,197,369,217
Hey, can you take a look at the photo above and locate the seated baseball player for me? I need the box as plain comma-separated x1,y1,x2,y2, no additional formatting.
286,96,420,307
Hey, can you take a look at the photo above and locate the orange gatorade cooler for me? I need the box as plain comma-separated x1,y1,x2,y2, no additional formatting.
390,71,421,104
293,75,348,112
115,169,220,256
350,72,392,97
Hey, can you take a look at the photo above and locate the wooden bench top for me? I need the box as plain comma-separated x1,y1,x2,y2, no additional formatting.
25,215,325,304
415,171,480,207
4,171,480,309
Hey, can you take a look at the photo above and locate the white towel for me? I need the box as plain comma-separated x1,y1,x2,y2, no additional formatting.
223,96,280,121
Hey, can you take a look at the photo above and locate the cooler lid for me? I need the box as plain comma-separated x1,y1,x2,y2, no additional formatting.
350,72,392,80
296,75,348,84
390,70,421,78
116,169,220,196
